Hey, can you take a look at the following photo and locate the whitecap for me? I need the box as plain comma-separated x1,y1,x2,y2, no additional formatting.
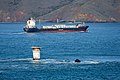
80,60,100,64
0,58,100,65
0,32,25,35
13,58,32,61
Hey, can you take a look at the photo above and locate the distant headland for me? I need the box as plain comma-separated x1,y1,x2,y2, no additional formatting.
0,0,120,22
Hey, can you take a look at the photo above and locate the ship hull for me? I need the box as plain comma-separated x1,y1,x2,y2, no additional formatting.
23,28,40,32
23,26,89,33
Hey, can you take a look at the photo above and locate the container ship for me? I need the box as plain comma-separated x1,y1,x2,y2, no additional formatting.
23,18,89,33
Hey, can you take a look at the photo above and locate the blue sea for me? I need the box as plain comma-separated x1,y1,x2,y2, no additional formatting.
0,22,120,80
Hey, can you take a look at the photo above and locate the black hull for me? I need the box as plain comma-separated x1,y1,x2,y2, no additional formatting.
23,28,39,32
23,26,89,33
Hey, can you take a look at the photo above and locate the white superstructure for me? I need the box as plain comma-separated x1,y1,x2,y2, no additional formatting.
26,18,36,28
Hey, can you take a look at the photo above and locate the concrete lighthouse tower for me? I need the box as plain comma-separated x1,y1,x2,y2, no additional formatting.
32,47,41,60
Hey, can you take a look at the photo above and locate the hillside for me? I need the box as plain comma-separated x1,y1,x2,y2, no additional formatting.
0,0,120,22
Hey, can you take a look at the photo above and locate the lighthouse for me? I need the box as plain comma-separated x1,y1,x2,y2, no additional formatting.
32,47,41,60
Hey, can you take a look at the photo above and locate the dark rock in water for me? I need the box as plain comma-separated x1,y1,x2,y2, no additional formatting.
75,59,81,63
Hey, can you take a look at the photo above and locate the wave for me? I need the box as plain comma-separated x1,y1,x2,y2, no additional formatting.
0,58,32,62
3,58,120,65
0,58,100,65
40,59,68,64
80,60,100,64
0,32,26,35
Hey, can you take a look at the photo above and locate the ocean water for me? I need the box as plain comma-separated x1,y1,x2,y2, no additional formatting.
0,22,120,80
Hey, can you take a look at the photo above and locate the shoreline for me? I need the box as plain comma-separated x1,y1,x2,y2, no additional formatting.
0,21,119,24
